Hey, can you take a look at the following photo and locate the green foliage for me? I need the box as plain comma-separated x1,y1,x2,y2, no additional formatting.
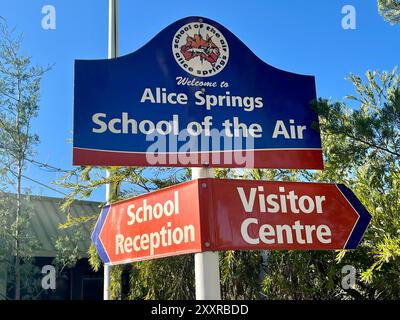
126,255,195,300
361,235,400,283
0,22,50,170
54,229,84,272
56,166,186,211
220,250,260,299
261,251,343,300
378,0,400,24
0,20,50,299
0,192,41,299
88,243,102,272
259,68,400,299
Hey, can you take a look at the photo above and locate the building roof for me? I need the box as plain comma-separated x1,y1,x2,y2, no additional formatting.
25,194,101,257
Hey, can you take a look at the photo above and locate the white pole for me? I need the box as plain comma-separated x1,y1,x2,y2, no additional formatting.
103,263,111,300
104,0,119,301
192,168,221,300
103,170,112,300
104,1,220,300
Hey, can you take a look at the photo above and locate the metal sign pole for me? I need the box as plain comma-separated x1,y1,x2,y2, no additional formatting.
103,2,221,299
192,168,221,300
103,170,112,300
104,0,119,301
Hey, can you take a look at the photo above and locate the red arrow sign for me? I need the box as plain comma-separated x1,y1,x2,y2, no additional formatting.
92,179,371,265
198,179,371,251
92,180,203,265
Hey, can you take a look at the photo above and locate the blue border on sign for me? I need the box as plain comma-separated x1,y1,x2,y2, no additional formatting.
337,184,372,249
91,205,111,264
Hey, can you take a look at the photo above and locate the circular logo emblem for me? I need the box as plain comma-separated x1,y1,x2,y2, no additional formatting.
172,22,229,77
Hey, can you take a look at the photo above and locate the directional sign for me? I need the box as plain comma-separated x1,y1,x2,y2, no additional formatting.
92,179,371,265
91,180,204,265
199,179,371,251
74,16,323,169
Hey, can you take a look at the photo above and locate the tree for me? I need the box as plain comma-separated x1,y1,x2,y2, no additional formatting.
378,0,400,24
0,21,50,299
260,68,400,299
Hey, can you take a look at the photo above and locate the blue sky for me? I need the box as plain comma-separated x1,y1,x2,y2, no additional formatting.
0,0,398,201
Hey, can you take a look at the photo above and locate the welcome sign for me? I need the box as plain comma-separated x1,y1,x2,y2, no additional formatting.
73,16,323,169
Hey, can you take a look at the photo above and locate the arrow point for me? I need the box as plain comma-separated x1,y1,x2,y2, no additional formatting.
337,184,372,249
91,205,111,264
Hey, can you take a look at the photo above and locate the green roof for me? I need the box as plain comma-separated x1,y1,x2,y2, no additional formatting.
24,194,101,257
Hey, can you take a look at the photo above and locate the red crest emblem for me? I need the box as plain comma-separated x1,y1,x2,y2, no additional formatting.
180,33,220,66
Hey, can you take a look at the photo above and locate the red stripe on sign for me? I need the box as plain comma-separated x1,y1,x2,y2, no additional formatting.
73,147,324,169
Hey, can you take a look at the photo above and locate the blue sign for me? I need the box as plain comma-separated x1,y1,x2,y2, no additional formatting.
74,16,323,169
